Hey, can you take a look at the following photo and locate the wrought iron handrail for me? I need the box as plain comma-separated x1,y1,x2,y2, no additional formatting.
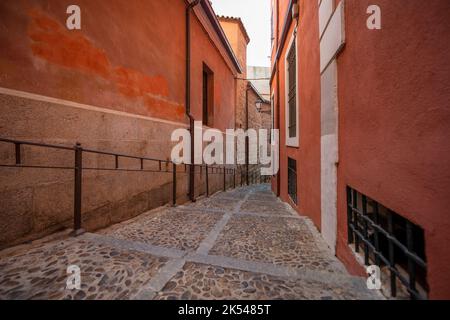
0,137,249,234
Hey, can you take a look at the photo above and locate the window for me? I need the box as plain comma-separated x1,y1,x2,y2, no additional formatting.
287,157,297,204
347,187,428,300
285,33,299,147
202,63,214,126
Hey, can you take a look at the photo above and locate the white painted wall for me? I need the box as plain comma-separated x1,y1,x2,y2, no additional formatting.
320,60,338,253
319,0,345,254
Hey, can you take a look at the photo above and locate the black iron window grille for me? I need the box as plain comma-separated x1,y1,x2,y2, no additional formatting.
287,42,297,139
346,186,428,300
287,157,297,204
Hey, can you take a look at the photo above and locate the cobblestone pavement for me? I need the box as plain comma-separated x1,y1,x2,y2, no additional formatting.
0,184,382,300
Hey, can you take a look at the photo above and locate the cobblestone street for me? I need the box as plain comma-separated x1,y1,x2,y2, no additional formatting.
0,184,381,300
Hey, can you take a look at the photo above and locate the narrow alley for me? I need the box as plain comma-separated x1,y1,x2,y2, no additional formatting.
1,0,449,304
0,184,380,300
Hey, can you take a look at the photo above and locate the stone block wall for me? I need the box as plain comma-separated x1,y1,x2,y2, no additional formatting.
0,91,190,249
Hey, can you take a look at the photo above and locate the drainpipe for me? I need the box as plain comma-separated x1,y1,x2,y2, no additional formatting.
245,83,251,185
186,0,201,202
275,65,281,196
275,0,281,197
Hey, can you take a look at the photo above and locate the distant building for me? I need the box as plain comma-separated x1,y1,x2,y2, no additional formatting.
218,16,271,182
247,66,271,101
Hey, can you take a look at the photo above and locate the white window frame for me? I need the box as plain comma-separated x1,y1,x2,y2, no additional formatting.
284,30,299,147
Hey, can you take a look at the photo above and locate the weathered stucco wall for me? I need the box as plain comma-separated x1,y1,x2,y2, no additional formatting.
0,0,186,122
190,14,237,132
335,0,450,299
0,0,238,248
271,0,450,299
219,17,248,130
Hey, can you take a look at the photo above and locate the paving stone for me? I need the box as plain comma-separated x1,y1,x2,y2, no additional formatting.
240,199,292,215
0,183,381,300
0,237,168,300
209,215,343,272
99,208,223,251
154,262,379,300
214,188,249,200
189,197,239,212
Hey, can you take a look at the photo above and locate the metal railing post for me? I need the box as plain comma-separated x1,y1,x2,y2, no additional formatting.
246,165,249,185
15,143,21,165
223,167,226,191
233,168,236,189
172,162,177,206
73,142,83,235
206,165,209,197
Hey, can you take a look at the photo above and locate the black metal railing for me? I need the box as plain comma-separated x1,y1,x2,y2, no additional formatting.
346,186,428,300
0,137,250,234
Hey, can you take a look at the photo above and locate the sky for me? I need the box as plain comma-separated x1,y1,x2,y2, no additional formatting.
210,0,271,67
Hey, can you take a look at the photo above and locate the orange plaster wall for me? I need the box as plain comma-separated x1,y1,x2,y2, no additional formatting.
190,14,237,131
0,0,236,128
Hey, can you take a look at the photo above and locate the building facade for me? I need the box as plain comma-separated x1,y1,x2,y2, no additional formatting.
270,0,450,299
247,66,271,101
219,16,271,183
0,0,243,248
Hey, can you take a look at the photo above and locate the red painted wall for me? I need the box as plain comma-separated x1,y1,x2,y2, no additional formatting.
190,15,238,132
271,0,322,230
336,0,450,299
0,0,236,127
272,0,450,299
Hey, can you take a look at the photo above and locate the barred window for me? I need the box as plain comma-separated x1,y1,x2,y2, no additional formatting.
288,158,297,204
287,42,297,139
347,187,428,300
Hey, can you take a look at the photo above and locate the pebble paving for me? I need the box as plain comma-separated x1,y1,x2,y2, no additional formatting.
99,208,223,251
155,262,375,300
209,215,342,272
0,184,382,300
0,238,168,300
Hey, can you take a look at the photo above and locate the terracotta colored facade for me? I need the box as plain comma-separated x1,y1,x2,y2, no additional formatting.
271,0,450,299
0,0,242,248
218,16,250,130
